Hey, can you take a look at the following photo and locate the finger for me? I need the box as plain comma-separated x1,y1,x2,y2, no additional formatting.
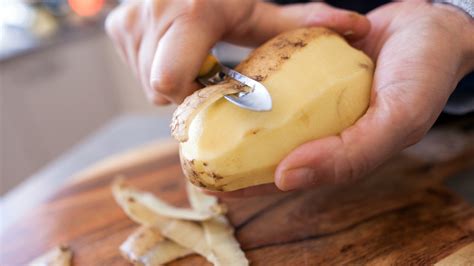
106,2,143,77
119,3,143,77
203,184,283,198
138,29,161,101
137,0,179,105
149,15,221,103
274,75,427,191
125,32,142,78
105,6,132,65
150,94,171,105
303,3,371,41
228,2,371,46
274,109,389,191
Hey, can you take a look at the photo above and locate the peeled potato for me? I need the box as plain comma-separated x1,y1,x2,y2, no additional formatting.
173,27,374,192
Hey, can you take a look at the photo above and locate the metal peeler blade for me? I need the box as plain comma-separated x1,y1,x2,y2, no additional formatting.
198,55,272,112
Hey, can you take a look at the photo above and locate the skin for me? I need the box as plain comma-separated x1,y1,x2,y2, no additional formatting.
105,0,370,104
106,0,474,197
275,1,474,193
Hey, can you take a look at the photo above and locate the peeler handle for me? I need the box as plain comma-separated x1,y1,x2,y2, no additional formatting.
197,54,225,86
198,54,219,78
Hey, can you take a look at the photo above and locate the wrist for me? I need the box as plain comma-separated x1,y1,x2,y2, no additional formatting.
432,3,474,75
432,0,474,18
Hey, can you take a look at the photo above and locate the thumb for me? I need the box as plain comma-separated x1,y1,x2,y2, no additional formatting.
229,2,371,46
274,103,413,191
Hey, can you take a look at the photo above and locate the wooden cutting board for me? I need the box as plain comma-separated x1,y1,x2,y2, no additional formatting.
1,122,474,265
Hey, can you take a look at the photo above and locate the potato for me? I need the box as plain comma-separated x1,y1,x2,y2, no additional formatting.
173,27,374,191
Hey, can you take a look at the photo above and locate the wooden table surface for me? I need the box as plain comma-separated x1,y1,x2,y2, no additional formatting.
1,121,474,265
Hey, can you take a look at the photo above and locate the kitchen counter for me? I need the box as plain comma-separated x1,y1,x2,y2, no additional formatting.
0,115,473,265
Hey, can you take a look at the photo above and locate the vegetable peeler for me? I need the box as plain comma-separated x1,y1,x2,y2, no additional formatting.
197,54,272,112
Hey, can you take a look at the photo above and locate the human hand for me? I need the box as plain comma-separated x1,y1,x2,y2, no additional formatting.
274,1,474,192
207,0,474,198
105,0,370,105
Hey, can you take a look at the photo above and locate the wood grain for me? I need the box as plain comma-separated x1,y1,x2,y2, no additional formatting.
435,243,474,266
1,122,473,265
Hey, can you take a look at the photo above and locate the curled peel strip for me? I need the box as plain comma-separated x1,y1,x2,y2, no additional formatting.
112,177,247,265
112,179,216,263
112,178,224,221
171,83,243,142
120,226,193,265
186,183,249,266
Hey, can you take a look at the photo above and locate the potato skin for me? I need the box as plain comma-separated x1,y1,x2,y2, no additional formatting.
235,27,337,83
171,83,243,142
172,28,334,143
180,153,215,190
180,151,226,191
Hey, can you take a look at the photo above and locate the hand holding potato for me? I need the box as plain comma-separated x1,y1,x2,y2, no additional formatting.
176,27,374,192
105,0,370,104
206,1,474,198
274,1,474,192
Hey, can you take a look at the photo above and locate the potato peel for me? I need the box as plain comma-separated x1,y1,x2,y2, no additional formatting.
187,183,249,266
171,83,243,142
112,179,217,264
28,245,72,266
112,178,224,221
141,239,193,266
120,226,192,266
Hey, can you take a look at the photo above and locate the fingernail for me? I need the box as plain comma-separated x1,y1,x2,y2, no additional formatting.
279,168,315,191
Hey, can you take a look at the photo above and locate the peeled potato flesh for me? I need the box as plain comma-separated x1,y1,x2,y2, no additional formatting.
175,27,374,191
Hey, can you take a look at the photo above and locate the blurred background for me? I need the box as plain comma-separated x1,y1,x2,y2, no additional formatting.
0,0,169,196
0,0,253,200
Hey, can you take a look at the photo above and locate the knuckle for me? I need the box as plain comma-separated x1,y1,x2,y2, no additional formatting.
150,95,170,106
106,3,141,34
334,135,371,185
399,106,433,147
105,9,121,36
146,0,160,17
334,152,362,185
302,3,337,26
383,89,433,148
183,0,206,16
310,2,330,9
405,129,427,147
145,89,169,106
349,152,370,182
147,0,173,18
404,116,431,146
144,0,156,9
306,2,331,14
150,72,179,96
185,0,205,9
122,4,141,32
